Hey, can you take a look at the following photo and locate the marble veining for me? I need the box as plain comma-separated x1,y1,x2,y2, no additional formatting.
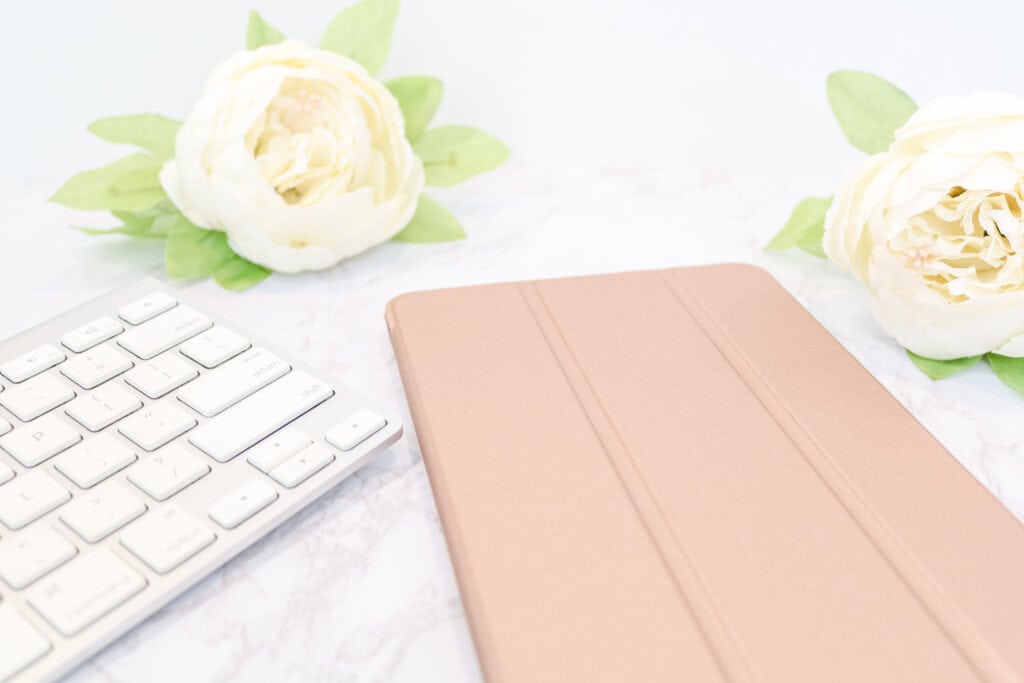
3,162,1023,681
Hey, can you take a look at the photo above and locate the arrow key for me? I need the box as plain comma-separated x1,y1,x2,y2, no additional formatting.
209,479,278,529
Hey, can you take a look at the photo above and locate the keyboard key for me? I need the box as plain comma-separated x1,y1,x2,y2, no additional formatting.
61,316,123,353
0,471,71,530
28,548,146,636
208,479,278,529
123,353,198,399
0,414,81,467
60,344,134,390
0,604,51,680
118,291,176,325
326,409,387,451
117,305,212,360
121,504,215,574
177,347,290,418
179,326,250,368
0,525,77,589
60,481,146,543
118,402,196,451
0,417,10,436
0,373,75,421
190,370,333,462
0,461,13,486
247,428,311,473
65,383,142,432
269,443,335,488
128,444,210,501
0,344,65,383
54,433,137,489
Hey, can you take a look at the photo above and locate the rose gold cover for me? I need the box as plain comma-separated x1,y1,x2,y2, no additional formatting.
386,264,1024,682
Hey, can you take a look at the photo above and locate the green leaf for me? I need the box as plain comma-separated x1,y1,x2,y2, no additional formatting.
393,194,466,242
906,350,982,380
385,76,443,141
413,126,509,187
319,0,399,75
164,214,271,290
87,114,181,161
826,71,917,154
247,10,285,49
50,154,166,212
766,196,833,258
74,203,176,239
985,353,1024,395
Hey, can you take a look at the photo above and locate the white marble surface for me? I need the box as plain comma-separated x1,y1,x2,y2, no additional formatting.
4,159,1024,681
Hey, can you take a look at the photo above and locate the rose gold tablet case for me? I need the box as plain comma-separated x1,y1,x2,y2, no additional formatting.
386,264,1024,682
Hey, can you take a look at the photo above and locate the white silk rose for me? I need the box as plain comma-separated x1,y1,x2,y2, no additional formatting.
824,91,1024,360
160,40,424,273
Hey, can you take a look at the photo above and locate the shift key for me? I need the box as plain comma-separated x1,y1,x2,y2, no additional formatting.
189,370,334,462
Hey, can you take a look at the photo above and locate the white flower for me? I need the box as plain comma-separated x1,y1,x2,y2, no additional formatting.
160,40,424,273
824,91,1024,360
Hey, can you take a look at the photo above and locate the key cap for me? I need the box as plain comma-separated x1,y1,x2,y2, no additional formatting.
247,428,312,473
209,479,278,529
65,383,142,432
27,548,146,636
60,481,146,543
127,444,210,501
61,316,123,353
0,344,66,383
123,353,198,398
0,525,77,589
117,305,212,360
179,326,250,368
0,373,75,421
0,414,81,467
121,504,215,574
0,460,13,486
54,433,137,489
0,604,51,680
269,443,335,488
178,346,290,418
190,370,333,462
0,471,71,530
60,344,134,390
118,401,196,451
326,408,387,451
118,291,176,325
0,417,10,436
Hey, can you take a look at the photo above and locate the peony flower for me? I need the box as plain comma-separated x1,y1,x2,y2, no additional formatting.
160,39,424,273
824,91,1024,360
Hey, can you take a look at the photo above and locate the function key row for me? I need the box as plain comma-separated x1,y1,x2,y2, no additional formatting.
0,292,180,386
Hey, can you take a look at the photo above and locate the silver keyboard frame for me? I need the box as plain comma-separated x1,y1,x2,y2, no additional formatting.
1,277,402,682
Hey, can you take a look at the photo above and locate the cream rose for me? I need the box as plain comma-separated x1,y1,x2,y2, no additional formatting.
824,91,1024,360
160,40,424,273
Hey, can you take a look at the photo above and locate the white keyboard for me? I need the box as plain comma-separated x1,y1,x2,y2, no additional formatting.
0,278,402,682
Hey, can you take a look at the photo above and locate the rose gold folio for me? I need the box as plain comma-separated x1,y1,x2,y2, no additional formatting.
385,263,1024,683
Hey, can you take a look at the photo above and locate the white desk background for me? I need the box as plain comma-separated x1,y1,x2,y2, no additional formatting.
3,0,1024,680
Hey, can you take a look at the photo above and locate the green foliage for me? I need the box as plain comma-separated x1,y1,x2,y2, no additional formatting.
386,76,443,141
247,10,285,49
826,71,917,154
393,194,465,242
88,114,181,161
320,0,399,75
985,354,1024,395
413,125,510,187
51,154,165,212
164,214,271,290
906,351,982,380
766,196,833,258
